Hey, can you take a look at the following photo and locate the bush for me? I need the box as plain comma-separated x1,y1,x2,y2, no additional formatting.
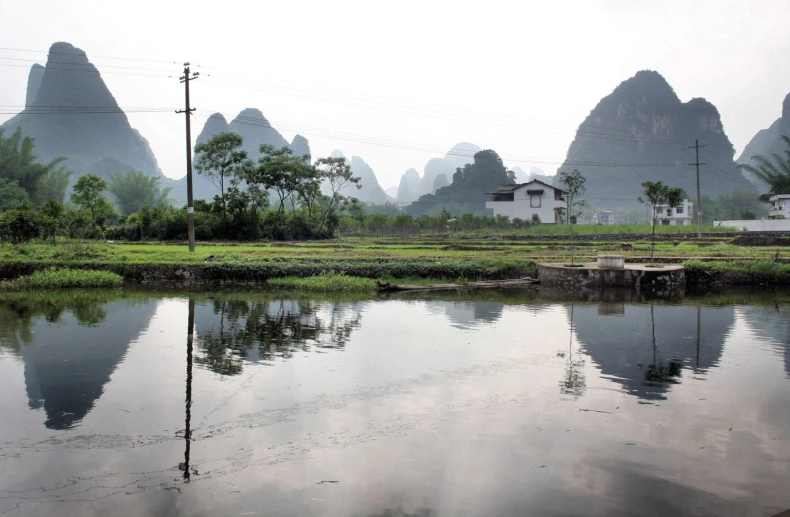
267,272,376,292
0,201,41,244
1,267,124,289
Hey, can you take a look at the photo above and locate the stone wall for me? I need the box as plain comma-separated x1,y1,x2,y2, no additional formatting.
538,263,685,291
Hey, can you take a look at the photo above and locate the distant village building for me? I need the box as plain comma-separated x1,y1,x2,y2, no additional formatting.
769,194,790,219
486,180,567,223
592,211,614,225
650,199,693,226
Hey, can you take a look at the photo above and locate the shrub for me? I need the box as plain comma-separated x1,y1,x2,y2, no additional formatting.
1,267,123,289
267,272,376,292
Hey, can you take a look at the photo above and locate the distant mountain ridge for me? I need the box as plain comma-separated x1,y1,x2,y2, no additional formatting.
560,70,750,208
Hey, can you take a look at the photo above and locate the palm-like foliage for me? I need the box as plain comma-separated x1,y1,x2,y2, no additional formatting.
0,128,68,204
107,170,172,215
739,135,790,201
33,166,72,205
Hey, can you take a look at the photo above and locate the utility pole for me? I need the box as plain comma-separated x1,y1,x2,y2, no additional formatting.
689,138,707,239
177,64,199,252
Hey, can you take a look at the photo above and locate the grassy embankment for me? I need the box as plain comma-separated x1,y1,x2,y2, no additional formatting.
1,228,789,289
0,267,123,290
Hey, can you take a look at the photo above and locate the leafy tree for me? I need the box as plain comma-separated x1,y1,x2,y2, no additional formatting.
194,132,252,223
315,156,360,232
253,145,312,216
107,170,172,215
0,178,29,211
639,180,684,261
71,174,115,230
738,135,790,201
558,169,586,264
0,128,68,202
0,200,40,244
40,200,65,244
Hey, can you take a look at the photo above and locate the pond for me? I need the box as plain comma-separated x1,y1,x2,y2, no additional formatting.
0,288,789,517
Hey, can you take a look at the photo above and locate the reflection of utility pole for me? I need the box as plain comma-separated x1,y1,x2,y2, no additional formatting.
182,298,195,481
696,304,701,368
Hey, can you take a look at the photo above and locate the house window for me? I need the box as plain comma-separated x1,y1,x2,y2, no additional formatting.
661,219,670,226
530,195,541,208
676,206,684,214
666,208,672,216
554,190,564,201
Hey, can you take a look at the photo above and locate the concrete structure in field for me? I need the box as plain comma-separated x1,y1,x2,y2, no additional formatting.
769,194,790,219
485,180,567,223
650,199,693,226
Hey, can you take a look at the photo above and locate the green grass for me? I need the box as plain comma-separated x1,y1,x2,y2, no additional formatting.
1,268,124,290
267,272,377,293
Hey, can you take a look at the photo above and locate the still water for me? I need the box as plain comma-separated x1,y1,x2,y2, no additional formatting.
0,289,788,517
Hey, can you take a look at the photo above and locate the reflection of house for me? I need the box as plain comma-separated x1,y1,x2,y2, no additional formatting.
769,194,790,218
650,199,693,226
486,180,566,223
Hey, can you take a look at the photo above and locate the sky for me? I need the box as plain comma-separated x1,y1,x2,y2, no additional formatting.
1,0,789,190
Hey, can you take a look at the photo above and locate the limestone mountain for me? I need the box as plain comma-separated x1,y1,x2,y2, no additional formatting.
418,142,482,196
738,92,790,186
0,42,163,183
188,111,311,201
511,166,530,183
228,108,290,160
396,167,422,202
406,149,514,216
349,156,390,203
560,70,750,208
25,64,44,108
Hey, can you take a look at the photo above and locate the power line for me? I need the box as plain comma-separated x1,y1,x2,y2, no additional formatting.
0,62,174,78
0,46,178,65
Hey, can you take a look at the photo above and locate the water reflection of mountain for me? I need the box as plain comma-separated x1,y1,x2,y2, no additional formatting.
0,296,157,430
193,298,364,375
570,304,735,400
738,305,790,377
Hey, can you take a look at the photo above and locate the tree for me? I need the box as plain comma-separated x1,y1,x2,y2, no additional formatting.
558,169,586,264
71,174,114,230
254,145,312,216
738,135,790,201
194,132,251,223
40,200,64,244
0,128,69,203
639,180,684,261
314,156,360,233
107,170,172,215
0,200,40,244
0,178,29,211
33,166,72,205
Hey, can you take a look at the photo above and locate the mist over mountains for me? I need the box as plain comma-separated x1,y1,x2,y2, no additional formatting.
1,42,783,215
738,92,790,185
559,70,752,208
0,42,163,183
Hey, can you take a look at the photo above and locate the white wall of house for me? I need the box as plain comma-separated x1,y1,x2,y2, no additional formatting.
650,199,694,226
486,181,566,223
716,219,790,231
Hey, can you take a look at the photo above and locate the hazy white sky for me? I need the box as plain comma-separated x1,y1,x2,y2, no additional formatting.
1,0,788,189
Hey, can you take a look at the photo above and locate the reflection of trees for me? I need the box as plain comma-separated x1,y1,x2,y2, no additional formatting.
560,303,586,397
195,299,363,375
0,291,118,352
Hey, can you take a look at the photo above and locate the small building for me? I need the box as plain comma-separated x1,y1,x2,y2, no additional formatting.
486,180,567,223
592,211,614,225
650,199,693,226
769,194,790,219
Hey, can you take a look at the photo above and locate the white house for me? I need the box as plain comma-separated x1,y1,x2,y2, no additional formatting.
650,199,693,226
769,194,790,219
486,180,567,223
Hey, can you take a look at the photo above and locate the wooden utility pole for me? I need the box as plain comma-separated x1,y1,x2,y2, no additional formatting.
177,64,199,252
689,138,707,239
